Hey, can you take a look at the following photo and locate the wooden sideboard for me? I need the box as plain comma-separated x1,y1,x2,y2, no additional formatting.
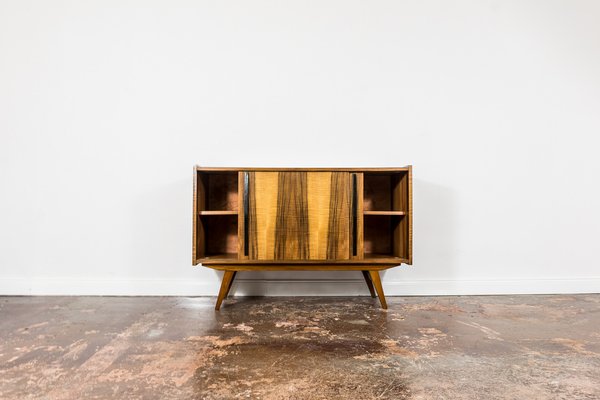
192,167,412,310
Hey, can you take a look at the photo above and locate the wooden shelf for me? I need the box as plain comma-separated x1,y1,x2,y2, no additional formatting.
201,257,404,265
364,211,406,216
363,254,404,260
198,253,239,261
199,210,238,216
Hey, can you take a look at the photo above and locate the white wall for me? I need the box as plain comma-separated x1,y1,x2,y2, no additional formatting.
1,0,600,296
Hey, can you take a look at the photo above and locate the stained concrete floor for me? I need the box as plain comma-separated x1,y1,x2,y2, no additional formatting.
0,295,599,399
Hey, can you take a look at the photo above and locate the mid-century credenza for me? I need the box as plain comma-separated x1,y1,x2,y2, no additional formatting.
192,167,412,310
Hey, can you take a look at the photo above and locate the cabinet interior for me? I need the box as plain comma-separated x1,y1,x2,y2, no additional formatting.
195,171,239,259
362,172,410,260
198,172,239,211
203,214,239,257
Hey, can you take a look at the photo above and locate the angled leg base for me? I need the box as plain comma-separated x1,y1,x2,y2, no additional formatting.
361,270,377,298
368,270,387,309
208,266,390,310
225,271,237,298
215,271,236,311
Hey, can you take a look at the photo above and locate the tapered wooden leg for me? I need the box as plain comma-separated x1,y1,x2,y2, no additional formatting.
215,271,236,311
368,270,387,309
362,271,376,298
224,271,237,298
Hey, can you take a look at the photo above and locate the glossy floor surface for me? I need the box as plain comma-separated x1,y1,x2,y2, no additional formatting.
1,295,599,399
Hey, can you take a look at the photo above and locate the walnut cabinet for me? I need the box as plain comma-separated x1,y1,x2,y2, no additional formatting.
192,167,412,310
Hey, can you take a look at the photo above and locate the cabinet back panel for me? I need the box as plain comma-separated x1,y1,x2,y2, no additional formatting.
364,174,392,211
206,173,238,211
204,215,238,256
364,215,393,256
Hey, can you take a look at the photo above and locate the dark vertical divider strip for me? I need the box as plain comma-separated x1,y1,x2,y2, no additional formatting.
243,172,249,256
352,173,358,256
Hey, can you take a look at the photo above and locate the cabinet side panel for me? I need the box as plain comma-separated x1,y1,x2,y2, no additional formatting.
408,166,413,264
192,169,197,264
193,170,206,264
393,170,411,262
393,172,408,211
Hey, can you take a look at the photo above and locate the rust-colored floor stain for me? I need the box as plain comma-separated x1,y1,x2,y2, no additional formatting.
1,295,599,399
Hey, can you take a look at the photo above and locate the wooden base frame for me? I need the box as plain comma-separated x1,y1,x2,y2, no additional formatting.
212,266,389,310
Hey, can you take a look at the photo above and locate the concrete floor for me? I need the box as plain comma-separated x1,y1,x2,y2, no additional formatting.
0,295,599,399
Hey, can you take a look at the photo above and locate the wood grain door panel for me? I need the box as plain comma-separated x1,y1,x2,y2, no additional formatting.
247,171,350,260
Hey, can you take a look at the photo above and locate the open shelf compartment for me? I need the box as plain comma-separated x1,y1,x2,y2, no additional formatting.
362,171,410,261
196,171,239,212
363,214,408,260
194,171,240,261
363,171,409,212
201,213,239,259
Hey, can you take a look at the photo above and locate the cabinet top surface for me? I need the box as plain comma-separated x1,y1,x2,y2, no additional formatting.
195,166,411,172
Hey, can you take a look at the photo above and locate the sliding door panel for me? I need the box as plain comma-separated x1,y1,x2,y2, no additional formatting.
247,171,350,260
